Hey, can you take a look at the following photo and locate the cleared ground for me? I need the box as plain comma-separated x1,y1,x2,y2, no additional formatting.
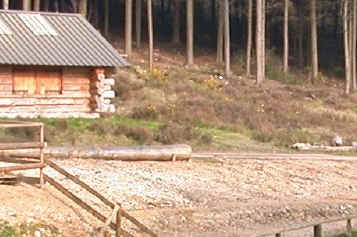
1,153,357,236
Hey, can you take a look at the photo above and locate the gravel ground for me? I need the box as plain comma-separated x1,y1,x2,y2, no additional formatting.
2,154,357,236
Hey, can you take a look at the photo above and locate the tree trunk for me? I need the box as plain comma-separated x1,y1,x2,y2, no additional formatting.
224,0,231,77
79,0,88,17
262,0,266,79
43,0,49,11
211,0,216,32
256,0,264,84
23,0,31,10
344,0,351,94
186,0,194,65
352,0,357,90
125,0,133,58
217,1,224,64
136,0,142,48
310,0,319,82
246,0,253,76
33,0,40,11
298,7,304,68
147,0,154,72
104,0,110,37
172,0,181,44
3,0,9,9
283,0,289,73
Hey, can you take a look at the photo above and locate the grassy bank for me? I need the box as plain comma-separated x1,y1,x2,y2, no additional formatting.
1,53,357,152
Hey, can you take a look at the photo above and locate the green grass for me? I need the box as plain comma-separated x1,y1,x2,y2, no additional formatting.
334,232,357,237
0,220,59,237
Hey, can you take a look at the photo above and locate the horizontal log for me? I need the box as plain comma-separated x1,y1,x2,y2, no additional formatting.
0,105,91,113
61,91,90,97
62,78,90,85
291,143,357,151
103,78,115,86
62,84,90,91
0,112,100,119
0,142,45,150
0,98,89,106
0,84,12,91
0,162,45,172
0,144,192,161
101,91,115,98
0,78,12,84
0,91,12,96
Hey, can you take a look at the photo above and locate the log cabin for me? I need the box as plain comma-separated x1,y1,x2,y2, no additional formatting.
0,10,128,118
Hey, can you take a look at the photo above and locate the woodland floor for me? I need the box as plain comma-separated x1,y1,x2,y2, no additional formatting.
2,154,357,236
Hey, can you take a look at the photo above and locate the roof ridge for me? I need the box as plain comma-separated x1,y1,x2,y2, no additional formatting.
0,9,81,17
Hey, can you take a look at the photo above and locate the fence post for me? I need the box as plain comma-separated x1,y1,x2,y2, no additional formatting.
116,204,122,237
314,224,322,237
347,219,353,237
39,124,44,188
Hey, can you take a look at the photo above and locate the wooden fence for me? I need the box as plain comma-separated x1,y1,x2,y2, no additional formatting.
44,159,158,237
0,120,45,187
257,215,356,237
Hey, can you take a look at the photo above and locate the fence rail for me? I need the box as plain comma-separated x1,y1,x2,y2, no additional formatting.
45,159,158,237
0,120,45,187
257,215,357,237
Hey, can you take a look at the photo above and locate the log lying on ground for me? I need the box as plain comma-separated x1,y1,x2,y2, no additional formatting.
291,143,357,152
0,144,192,161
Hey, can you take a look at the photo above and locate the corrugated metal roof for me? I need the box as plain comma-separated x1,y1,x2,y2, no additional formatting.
0,10,128,67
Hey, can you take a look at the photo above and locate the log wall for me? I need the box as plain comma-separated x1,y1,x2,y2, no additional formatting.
0,66,111,118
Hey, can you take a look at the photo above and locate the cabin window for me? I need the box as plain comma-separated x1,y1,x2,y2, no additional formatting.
13,68,62,95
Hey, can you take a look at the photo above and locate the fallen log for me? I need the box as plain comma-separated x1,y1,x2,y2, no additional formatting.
291,143,357,152
0,144,192,161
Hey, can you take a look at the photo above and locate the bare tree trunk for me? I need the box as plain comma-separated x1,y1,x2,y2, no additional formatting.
344,0,351,94
262,0,266,78
3,0,9,9
224,0,231,77
34,0,40,11
92,0,99,28
125,0,133,58
352,0,357,90
43,0,49,11
136,0,142,48
79,0,88,17
104,0,110,37
217,1,224,64
147,0,153,72
186,0,194,65
298,8,304,68
23,0,31,10
246,0,253,76
172,0,181,44
310,0,319,82
283,0,289,73
256,0,264,84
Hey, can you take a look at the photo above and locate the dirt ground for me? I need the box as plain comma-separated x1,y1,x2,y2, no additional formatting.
2,153,357,236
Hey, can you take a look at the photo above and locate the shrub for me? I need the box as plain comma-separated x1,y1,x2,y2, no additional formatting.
156,122,197,144
88,120,114,135
131,105,160,120
115,124,153,144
